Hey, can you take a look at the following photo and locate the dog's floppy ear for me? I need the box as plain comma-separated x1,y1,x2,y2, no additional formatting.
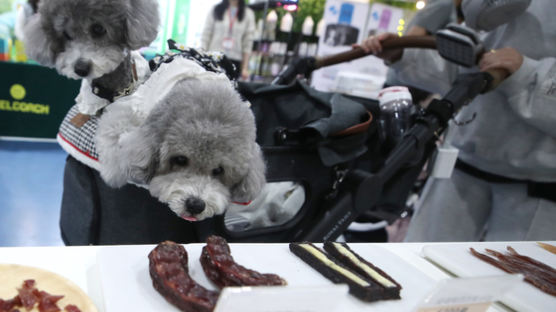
22,13,56,67
121,128,159,185
96,104,158,188
98,127,158,187
125,0,160,50
231,144,267,203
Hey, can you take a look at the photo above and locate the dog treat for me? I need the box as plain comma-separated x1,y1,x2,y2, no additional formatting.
148,241,219,312
0,279,82,312
289,242,399,302
200,235,287,288
470,247,556,296
538,242,556,255
323,242,401,299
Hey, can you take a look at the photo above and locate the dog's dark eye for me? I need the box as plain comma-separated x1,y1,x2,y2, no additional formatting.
212,166,224,176
63,30,73,40
90,23,106,38
170,155,189,167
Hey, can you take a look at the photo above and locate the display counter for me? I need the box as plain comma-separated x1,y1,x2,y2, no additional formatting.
0,241,554,311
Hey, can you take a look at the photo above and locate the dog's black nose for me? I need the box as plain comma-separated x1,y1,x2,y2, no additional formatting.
74,59,91,77
185,197,206,215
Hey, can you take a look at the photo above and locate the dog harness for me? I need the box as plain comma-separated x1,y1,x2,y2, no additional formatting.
57,43,238,171
72,51,149,116
90,60,139,103
150,39,238,85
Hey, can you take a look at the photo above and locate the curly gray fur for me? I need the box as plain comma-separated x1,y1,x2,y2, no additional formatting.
96,78,266,220
23,0,159,79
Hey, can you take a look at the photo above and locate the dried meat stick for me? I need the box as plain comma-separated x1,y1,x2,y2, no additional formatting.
469,248,514,273
485,249,556,286
200,235,286,288
506,246,556,276
149,241,219,312
537,242,556,255
470,248,556,297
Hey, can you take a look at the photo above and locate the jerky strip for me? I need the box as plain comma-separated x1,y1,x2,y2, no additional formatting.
470,247,556,297
37,290,64,312
200,235,286,288
486,249,556,294
469,248,514,274
486,249,556,286
0,280,79,312
537,242,556,255
148,241,219,312
0,296,21,312
506,246,556,276
18,279,39,310
289,242,395,302
323,242,401,299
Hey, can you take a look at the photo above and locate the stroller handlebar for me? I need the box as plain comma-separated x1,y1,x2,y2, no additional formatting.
271,36,436,86
271,57,316,85
274,28,509,90
315,36,437,69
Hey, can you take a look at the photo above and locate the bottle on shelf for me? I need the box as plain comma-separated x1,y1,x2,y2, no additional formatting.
378,86,414,151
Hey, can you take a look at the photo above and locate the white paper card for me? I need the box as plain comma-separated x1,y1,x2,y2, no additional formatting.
214,285,349,312
414,274,523,312
429,145,459,179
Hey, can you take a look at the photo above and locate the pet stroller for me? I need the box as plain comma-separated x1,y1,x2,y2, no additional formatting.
58,28,503,245
208,28,506,243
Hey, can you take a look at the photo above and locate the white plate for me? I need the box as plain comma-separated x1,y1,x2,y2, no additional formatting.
0,264,98,312
97,243,437,312
422,241,556,312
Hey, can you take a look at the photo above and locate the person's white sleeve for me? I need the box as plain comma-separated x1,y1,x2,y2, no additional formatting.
390,48,460,95
496,56,556,137
200,10,214,51
242,9,255,54
407,0,454,34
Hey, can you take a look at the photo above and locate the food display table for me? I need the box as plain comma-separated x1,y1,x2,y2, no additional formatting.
0,241,554,311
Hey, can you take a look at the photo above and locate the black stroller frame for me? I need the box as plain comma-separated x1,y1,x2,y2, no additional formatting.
301,72,494,241
213,34,502,243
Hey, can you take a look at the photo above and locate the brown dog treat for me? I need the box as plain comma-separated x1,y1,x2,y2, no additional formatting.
149,241,219,312
200,235,286,288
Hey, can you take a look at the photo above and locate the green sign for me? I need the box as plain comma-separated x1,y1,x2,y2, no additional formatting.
171,0,190,44
151,0,191,53
0,62,80,140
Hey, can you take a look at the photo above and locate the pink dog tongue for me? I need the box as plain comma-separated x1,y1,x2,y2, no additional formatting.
182,216,197,222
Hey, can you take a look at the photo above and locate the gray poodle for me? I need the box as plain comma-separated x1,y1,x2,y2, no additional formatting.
96,59,266,221
23,0,159,112
24,0,265,221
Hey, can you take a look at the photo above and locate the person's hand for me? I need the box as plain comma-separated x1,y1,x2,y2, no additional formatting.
352,32,403,64
240,68,250,81
479,47,523,75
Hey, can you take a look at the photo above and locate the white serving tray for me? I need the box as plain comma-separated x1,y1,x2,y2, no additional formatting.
422,241,556,312
97,243,437,312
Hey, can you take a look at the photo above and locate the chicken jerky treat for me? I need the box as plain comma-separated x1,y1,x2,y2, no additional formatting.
0,264,97,312
470,246,556,297
148,241,220,312
200,235,286,288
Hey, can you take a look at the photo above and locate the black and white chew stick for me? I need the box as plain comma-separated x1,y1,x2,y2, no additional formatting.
323,242,401,300
289,242,400,302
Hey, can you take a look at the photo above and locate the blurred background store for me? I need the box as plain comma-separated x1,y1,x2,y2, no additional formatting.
0,0,427,246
